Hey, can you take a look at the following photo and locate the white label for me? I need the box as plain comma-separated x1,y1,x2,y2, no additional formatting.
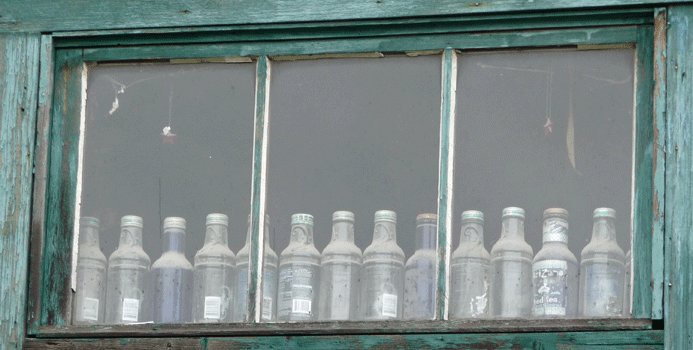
262,297,272,321
292,299,312,314
82,297,99,321
122,298,139,322
382,293,398,318
204,296,222,319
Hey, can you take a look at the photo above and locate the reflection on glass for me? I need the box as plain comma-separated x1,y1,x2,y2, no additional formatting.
450,211,490,319
73,217,107,325
403,214,437,320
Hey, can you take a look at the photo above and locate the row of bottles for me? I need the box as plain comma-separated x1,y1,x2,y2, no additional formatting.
73,207,630,324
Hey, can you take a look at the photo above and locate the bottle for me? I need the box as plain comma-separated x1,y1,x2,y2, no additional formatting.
234,214,278,322
105,215,151,324
532,208,578,317
318,211,362,321
403,213,438,320
361,210,405,320
623,249,632,316
192,213,236,323
149,217,194,323
450,211,490,319
73,217,108,325
579,208,626,317
490,207,533,318
277,214,321,321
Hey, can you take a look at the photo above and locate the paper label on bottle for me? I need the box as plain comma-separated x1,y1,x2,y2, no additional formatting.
204,296,222,319
583,264,623,316
292,298,312,314
382,293,398,318
82,297,99,321
121,298,139,322
533,260,568,316
278,267,316,319
262,296,272,321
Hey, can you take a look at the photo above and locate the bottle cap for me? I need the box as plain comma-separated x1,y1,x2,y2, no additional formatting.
416,213,438,222
206,213,229,226
593,207,616,218
80,216,100,228
333,211,354,222
502,207,525,219
461,210,483,223
543,207,569,220
291,213,314,226
164,216,186,230
374,210,397,223
121,215,143,228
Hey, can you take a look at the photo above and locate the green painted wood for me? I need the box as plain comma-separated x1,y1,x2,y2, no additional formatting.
651,7,666,321
0,32,40,350
27,33,54,336
40,48,83,327
664,5,693,349
436,48,455,320
247,56,270,323
24,338,204,350
0,0,686,33
51,9,654,49
82,26,639,62
632,25,655,320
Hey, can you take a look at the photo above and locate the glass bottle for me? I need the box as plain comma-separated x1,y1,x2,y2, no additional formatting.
623,249,632,316
192,213,236,323
532,208,578,317
149,217,194,323
361,210,405,320
490,207,533,318
234,214,278,322
451,211,490,319
277,214,321,321
105,215,151,324
73,217,107,325
318,211,362,321
579,208,626,317
403,213,438,320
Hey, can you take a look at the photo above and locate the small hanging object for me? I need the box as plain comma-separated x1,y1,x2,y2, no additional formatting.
161,126,176,144
543,117,553,135
109,97,120,115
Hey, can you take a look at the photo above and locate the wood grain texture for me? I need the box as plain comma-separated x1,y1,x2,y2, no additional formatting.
0,0,687,33
24,338,204,350
664,5,693,349
0,32,40,350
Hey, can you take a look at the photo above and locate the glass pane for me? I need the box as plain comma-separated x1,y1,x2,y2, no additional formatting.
266,55,442,321
73,63,255,325
453,49,634,319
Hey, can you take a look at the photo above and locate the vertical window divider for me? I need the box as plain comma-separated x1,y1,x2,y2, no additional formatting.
247,55,271,323
436,48,457,321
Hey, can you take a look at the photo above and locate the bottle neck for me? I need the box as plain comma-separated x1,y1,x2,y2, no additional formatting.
459,221,483,246
204,224,228,246
543,217,569,244
80,226,100,247
118,226,143,248
415,221,436,250
163,228,186,253
373,220,396,243
501,217,525,240
290,223,314,245
592,217,616,242
332,221,354,243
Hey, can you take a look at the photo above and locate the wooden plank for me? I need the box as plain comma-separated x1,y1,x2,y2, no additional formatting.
36,318,653,338
664,5,693,349
82,26,640,62
651,7,666,321
24,338,204,350
0,32,40,350
0,0,686,33
632,25,655,320
27,34,54,336
39,48,83,327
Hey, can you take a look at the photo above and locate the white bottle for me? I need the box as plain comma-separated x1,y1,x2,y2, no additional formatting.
73,217,107,324
451,211,490,319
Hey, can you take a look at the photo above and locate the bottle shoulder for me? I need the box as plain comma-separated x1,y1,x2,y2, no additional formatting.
405,248,436,267
490,237,533,256
78,246,107,262
363,240,405,261
321,240,362,258
452,243,490,260
580,240,626,261
152,251,194,270
533,243,578,265
108,246,150,265
195,244,236,259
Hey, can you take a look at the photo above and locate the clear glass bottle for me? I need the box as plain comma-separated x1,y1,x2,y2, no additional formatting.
105,215,151,324
277,214,321,321
318,211,362,321
361,210,405,320
451,211,490,319
579,208,626,317
490,207,533,318
149,217,194,323
234,214,278,322
623,249,632,316
73,217,107,324
192,213,236,323
403,213,437,320
532,208,578,317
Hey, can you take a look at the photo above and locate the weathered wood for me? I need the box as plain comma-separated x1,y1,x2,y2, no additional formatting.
24,338,204,350
27,34,54,336
664,5,693,349
0,0,686,33
0,32,40,350
36,318,652,338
